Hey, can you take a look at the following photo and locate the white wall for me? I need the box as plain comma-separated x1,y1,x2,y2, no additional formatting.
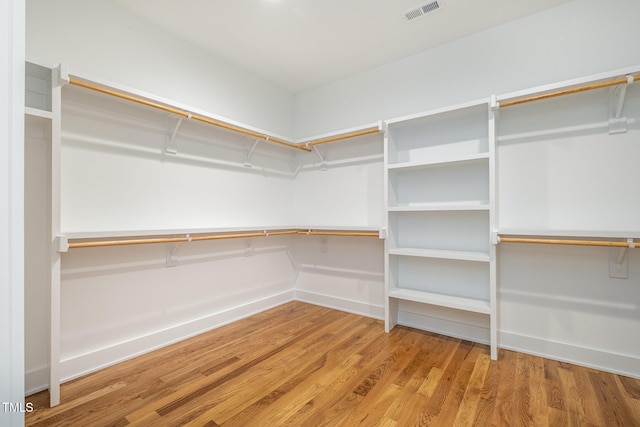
60,85,297,233
26,0,294,138
1,0,26,424
294,0,640,137
292,132,384,228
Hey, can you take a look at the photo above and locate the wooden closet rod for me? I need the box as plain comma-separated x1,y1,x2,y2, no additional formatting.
303,127,381,147
499,74,640,108
67,230,300,249
69,78,311,152
296,230,380,237
500,237,638,248
67,229,379,249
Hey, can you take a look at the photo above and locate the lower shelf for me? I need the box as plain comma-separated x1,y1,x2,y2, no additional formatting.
388,288,491,315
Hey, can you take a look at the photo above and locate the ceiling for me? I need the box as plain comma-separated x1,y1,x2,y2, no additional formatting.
108,0,570,94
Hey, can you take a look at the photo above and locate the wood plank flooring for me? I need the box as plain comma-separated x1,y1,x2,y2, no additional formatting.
26,301,640,426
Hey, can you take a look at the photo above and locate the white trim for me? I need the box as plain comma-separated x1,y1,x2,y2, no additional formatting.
294,290,384,320
500,331,640,379
398,309,491,345
1,0,25,423
25,367,49,396
385,98,490,126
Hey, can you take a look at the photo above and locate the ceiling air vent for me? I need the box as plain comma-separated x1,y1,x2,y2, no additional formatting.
403,1,442,22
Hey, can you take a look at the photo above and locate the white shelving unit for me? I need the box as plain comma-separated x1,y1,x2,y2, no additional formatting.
24,60,64,407
384,99,498,359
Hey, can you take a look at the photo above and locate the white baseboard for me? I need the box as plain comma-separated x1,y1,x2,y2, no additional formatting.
397,308,490,345
500,331,640,379
25,366,49,396
59,290,296,384
295,289,384,320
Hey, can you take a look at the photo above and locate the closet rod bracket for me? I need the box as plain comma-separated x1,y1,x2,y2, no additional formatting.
378,227,387,239
56,235,69,253
54,63,69,87
491,230,500,245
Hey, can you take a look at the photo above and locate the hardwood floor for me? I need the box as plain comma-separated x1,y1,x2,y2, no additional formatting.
27,301,640,426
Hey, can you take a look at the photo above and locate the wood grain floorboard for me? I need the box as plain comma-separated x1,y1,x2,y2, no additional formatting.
26,301,640,426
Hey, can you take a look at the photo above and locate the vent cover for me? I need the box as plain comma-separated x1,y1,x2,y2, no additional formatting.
403,1,442,22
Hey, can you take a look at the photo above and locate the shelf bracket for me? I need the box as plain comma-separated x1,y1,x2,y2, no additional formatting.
608,76,633,135
319,235,328,253
313,146,328,171
166,116,188,154
491,230,500,245
166,234,190,267
245,239,254,257
609,239,634,279
244,139,261,167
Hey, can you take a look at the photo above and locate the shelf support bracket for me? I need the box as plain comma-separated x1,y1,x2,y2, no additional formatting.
609,239,633,279
319,235,328,253
166,234,190,267
608,76,632,135
244,139,261,167
245,239,254,257
313,146,328,171
166,116,187,154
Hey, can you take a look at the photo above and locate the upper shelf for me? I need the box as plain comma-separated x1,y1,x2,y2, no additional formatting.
498,228,640,239
67,72,382,153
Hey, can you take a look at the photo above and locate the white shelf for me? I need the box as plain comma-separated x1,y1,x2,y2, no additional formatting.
388,288,491,315
25,106,53,120
389,202,489,212
63,225,382,240
387,152,488,171
389,248,490,262
498,228,640,239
